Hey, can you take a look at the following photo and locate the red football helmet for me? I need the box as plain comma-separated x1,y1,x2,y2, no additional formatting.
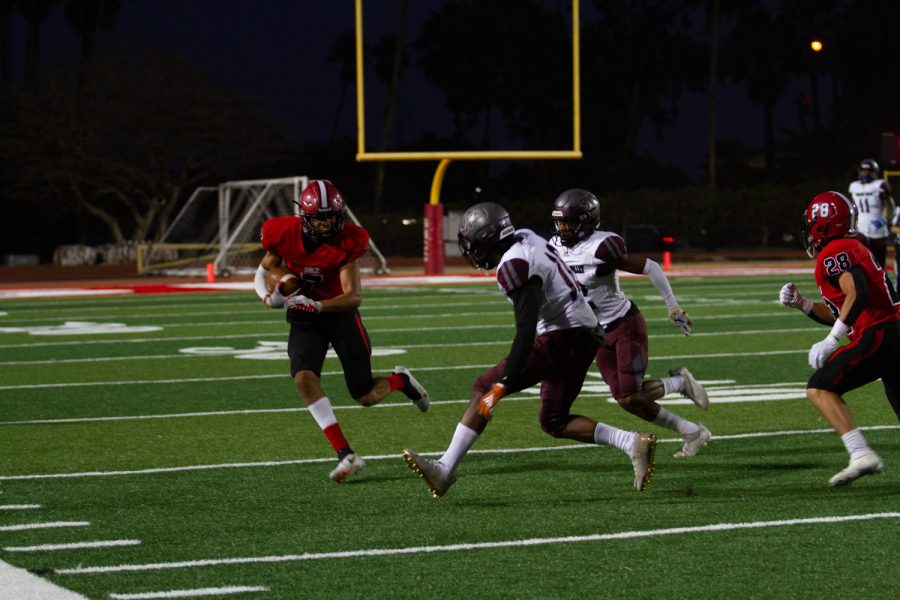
801,191,857,257
298,180,345,243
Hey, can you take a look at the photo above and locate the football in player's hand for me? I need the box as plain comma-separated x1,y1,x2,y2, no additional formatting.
264,266,300,297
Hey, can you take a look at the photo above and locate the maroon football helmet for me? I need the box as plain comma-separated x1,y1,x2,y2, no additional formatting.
551,189,601,247
801,191,857,257
298,180,345,243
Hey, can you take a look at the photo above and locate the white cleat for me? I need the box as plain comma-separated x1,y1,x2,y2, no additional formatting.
329,453,365,483
630,432,657,491
402,448,456,498
828,452,884,487
674,424,711,458
670,367,709,410
394,366,430,412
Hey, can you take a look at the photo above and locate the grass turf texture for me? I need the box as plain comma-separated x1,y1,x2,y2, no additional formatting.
1,274,899,599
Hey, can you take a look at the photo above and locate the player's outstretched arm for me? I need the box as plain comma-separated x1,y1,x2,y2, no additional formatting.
621,255,691,335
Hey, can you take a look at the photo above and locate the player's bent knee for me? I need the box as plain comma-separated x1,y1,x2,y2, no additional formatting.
540,414,574,438
616,393,646,412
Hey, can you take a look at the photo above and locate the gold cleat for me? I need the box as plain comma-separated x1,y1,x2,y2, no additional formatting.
631,432,657,491
402,448,456,499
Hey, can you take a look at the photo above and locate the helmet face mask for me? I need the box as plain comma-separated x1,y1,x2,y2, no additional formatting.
298,180,345,243
801,191,857,258
457,202,516,270
858,158,880,183
551,189,600,247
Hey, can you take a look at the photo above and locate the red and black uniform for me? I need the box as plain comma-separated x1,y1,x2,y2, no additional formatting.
260,217,375,398
808,237,900,419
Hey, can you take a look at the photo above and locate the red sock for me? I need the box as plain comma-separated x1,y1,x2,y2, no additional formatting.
387,373,404,392
323,423,350,454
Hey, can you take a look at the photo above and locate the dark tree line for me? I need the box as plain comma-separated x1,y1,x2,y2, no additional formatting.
2,0,900,258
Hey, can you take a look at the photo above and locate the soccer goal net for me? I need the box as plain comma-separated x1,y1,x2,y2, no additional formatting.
138,176,390,277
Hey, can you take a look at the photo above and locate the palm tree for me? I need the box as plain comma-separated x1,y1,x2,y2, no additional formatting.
1,0,13,93
64,0,125,88
370,0,409,211
16,0,57,89
324,31,356,144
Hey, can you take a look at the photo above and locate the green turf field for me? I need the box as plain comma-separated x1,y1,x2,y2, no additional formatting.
1,274,898,599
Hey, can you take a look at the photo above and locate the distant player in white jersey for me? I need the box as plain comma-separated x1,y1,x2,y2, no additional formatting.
403,202,658,498
549,189,711,458
848,158,895,268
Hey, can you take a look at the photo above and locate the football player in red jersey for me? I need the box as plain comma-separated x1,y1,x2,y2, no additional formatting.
253,180,430,483
780,191,900,486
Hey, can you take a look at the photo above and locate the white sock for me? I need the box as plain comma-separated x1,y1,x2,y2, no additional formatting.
653,408,699,435
840,428,873,460
593,422,636,455
661,375,684,396
439,423,480,473
307,396,337,430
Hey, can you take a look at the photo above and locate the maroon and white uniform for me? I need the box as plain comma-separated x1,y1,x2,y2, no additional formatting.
261,217,369,301
474,229,601,436
552,230,650,400
495,229,597,332
848,179,892,241
551,230,633,327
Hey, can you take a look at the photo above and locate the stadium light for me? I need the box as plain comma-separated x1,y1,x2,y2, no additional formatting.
810,39,823,52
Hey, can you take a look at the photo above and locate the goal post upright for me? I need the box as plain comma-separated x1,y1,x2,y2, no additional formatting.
354,0,583,274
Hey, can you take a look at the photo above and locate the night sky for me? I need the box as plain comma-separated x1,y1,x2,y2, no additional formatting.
8,0,814,181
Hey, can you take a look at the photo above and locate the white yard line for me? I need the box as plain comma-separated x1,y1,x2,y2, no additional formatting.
0,504,41,510
108,587,269,599
0,323,509,350
0,521,89,532
2,425,897,481
0,559,89,599
0,334,806,367
53,513,898,575
4,540,140,553
0,344,819,392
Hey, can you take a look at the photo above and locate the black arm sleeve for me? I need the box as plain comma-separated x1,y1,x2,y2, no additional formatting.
844,266,868,326
498,276,541,390
805,310,834,326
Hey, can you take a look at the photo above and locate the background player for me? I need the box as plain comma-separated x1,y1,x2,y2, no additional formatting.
780,191,900,486
254,180,429,483
848,158,895,268
402,202,657,499
549,189,710,458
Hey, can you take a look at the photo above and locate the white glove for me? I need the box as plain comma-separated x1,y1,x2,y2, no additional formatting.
265,287,287,308
779,283,813,314
668,306,692,336
808,319,849,369
284,294,324,313
808,336,839,369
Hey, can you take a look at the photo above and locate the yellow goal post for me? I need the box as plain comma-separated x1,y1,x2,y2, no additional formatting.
354,0,583,273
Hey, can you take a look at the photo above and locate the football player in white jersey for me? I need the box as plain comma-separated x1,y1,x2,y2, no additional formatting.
403,202,658,498
549,189,711,458
848,159,895,268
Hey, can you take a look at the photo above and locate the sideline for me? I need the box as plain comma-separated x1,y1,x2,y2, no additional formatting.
0,265,814,299
0,559,88,600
